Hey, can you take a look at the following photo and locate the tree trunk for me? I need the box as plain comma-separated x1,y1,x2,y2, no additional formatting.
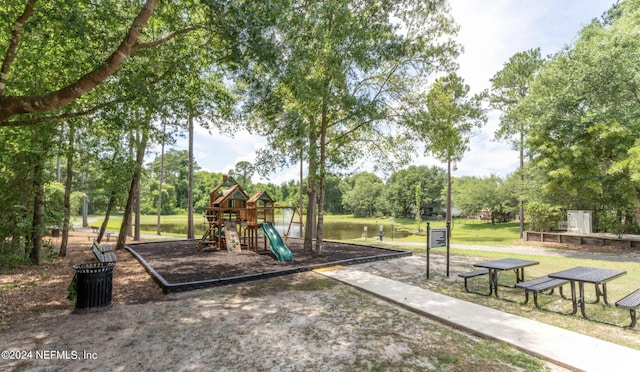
156,122,166,235
97,191,116,243
634,203,640,231
97,148,125,243
116,122,149,250
28,129,53,265
304,119,318,254
519,131,525,238
316,86,330,256
127,134,134,237
304,188,316,253
299,146,304,237
56,154,61,182
60,123,76,256
134,174,141,241
82,166,89,228
187,115,195,239
29,161,45,265
446,158,452,236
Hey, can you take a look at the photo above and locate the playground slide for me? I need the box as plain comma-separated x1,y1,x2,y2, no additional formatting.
224,220,241,252
261,222,294,263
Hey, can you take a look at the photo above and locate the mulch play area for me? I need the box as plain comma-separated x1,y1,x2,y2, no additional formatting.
126,238,411,293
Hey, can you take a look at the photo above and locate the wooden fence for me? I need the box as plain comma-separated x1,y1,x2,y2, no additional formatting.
524,231,640,249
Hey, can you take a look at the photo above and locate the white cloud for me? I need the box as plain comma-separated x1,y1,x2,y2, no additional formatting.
175,126,266,173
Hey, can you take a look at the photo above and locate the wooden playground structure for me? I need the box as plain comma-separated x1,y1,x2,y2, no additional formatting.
196,175,303,253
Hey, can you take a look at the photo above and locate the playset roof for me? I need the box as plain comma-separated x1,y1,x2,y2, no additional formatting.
209,175,240,196
248,190,274,203
213,184,248,205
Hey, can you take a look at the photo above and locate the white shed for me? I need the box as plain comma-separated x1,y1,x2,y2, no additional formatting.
567,210,592,234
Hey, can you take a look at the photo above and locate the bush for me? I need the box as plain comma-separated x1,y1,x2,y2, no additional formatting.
598,209,634,238
0,252,30,269
525,201,560,232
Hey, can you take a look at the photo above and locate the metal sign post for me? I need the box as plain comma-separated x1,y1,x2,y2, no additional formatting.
426,222,430,279
446,221,450,277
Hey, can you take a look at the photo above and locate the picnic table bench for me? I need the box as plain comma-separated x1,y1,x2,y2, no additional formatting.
516,276,569,312
458,269,490,295
92,240,117,263
616,288,640,328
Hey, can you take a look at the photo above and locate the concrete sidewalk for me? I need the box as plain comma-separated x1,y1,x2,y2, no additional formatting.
316,266,640,371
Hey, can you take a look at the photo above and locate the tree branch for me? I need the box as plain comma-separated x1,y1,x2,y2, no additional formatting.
0,0,158,124
132,25,202,52
0,0,37,96
0,97,128,127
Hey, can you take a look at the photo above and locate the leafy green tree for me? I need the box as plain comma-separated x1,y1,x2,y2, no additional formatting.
415,183,423,231
451,176,485,218
236,0,459,254
0,2,238,267
43,181,66,227
499,172,524,219
193,171,224,210
488,48,544,238
0,1,239,125
409,73,486,226
525,201,560,232
230,161,255,189
146,149,201,212
341,172,386,218
323,174,344,214
523,0,640,228
597,209,636,238
451,175,515,223
387,165,446,218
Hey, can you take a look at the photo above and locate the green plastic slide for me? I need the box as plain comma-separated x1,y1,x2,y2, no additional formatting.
261,222,294,263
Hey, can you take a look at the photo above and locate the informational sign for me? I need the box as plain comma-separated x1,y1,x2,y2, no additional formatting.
429,228,447,248
426,224,450,279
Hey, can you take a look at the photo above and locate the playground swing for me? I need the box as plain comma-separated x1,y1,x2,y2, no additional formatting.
272,206,305,241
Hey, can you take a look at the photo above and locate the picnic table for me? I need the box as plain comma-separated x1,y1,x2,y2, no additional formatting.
86,231,116,242
548,266,626,322
473,258,539,300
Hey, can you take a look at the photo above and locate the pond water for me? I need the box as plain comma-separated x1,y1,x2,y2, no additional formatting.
144,220,413,240
320,221,412,240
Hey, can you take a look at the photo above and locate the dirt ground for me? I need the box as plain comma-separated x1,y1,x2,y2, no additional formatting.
0,232,165,333
1,231,576,371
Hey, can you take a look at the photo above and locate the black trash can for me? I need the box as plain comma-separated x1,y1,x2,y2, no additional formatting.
72,262,114,311
51,226,60,237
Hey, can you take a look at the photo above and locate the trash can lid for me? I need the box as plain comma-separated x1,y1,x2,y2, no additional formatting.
73,262,115,273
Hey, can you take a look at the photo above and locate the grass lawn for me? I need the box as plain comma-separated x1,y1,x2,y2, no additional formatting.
324,214,521,246
76,215,192,236
83,213,520,246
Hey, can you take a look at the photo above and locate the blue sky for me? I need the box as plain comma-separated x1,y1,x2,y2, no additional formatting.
169,0,617,184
